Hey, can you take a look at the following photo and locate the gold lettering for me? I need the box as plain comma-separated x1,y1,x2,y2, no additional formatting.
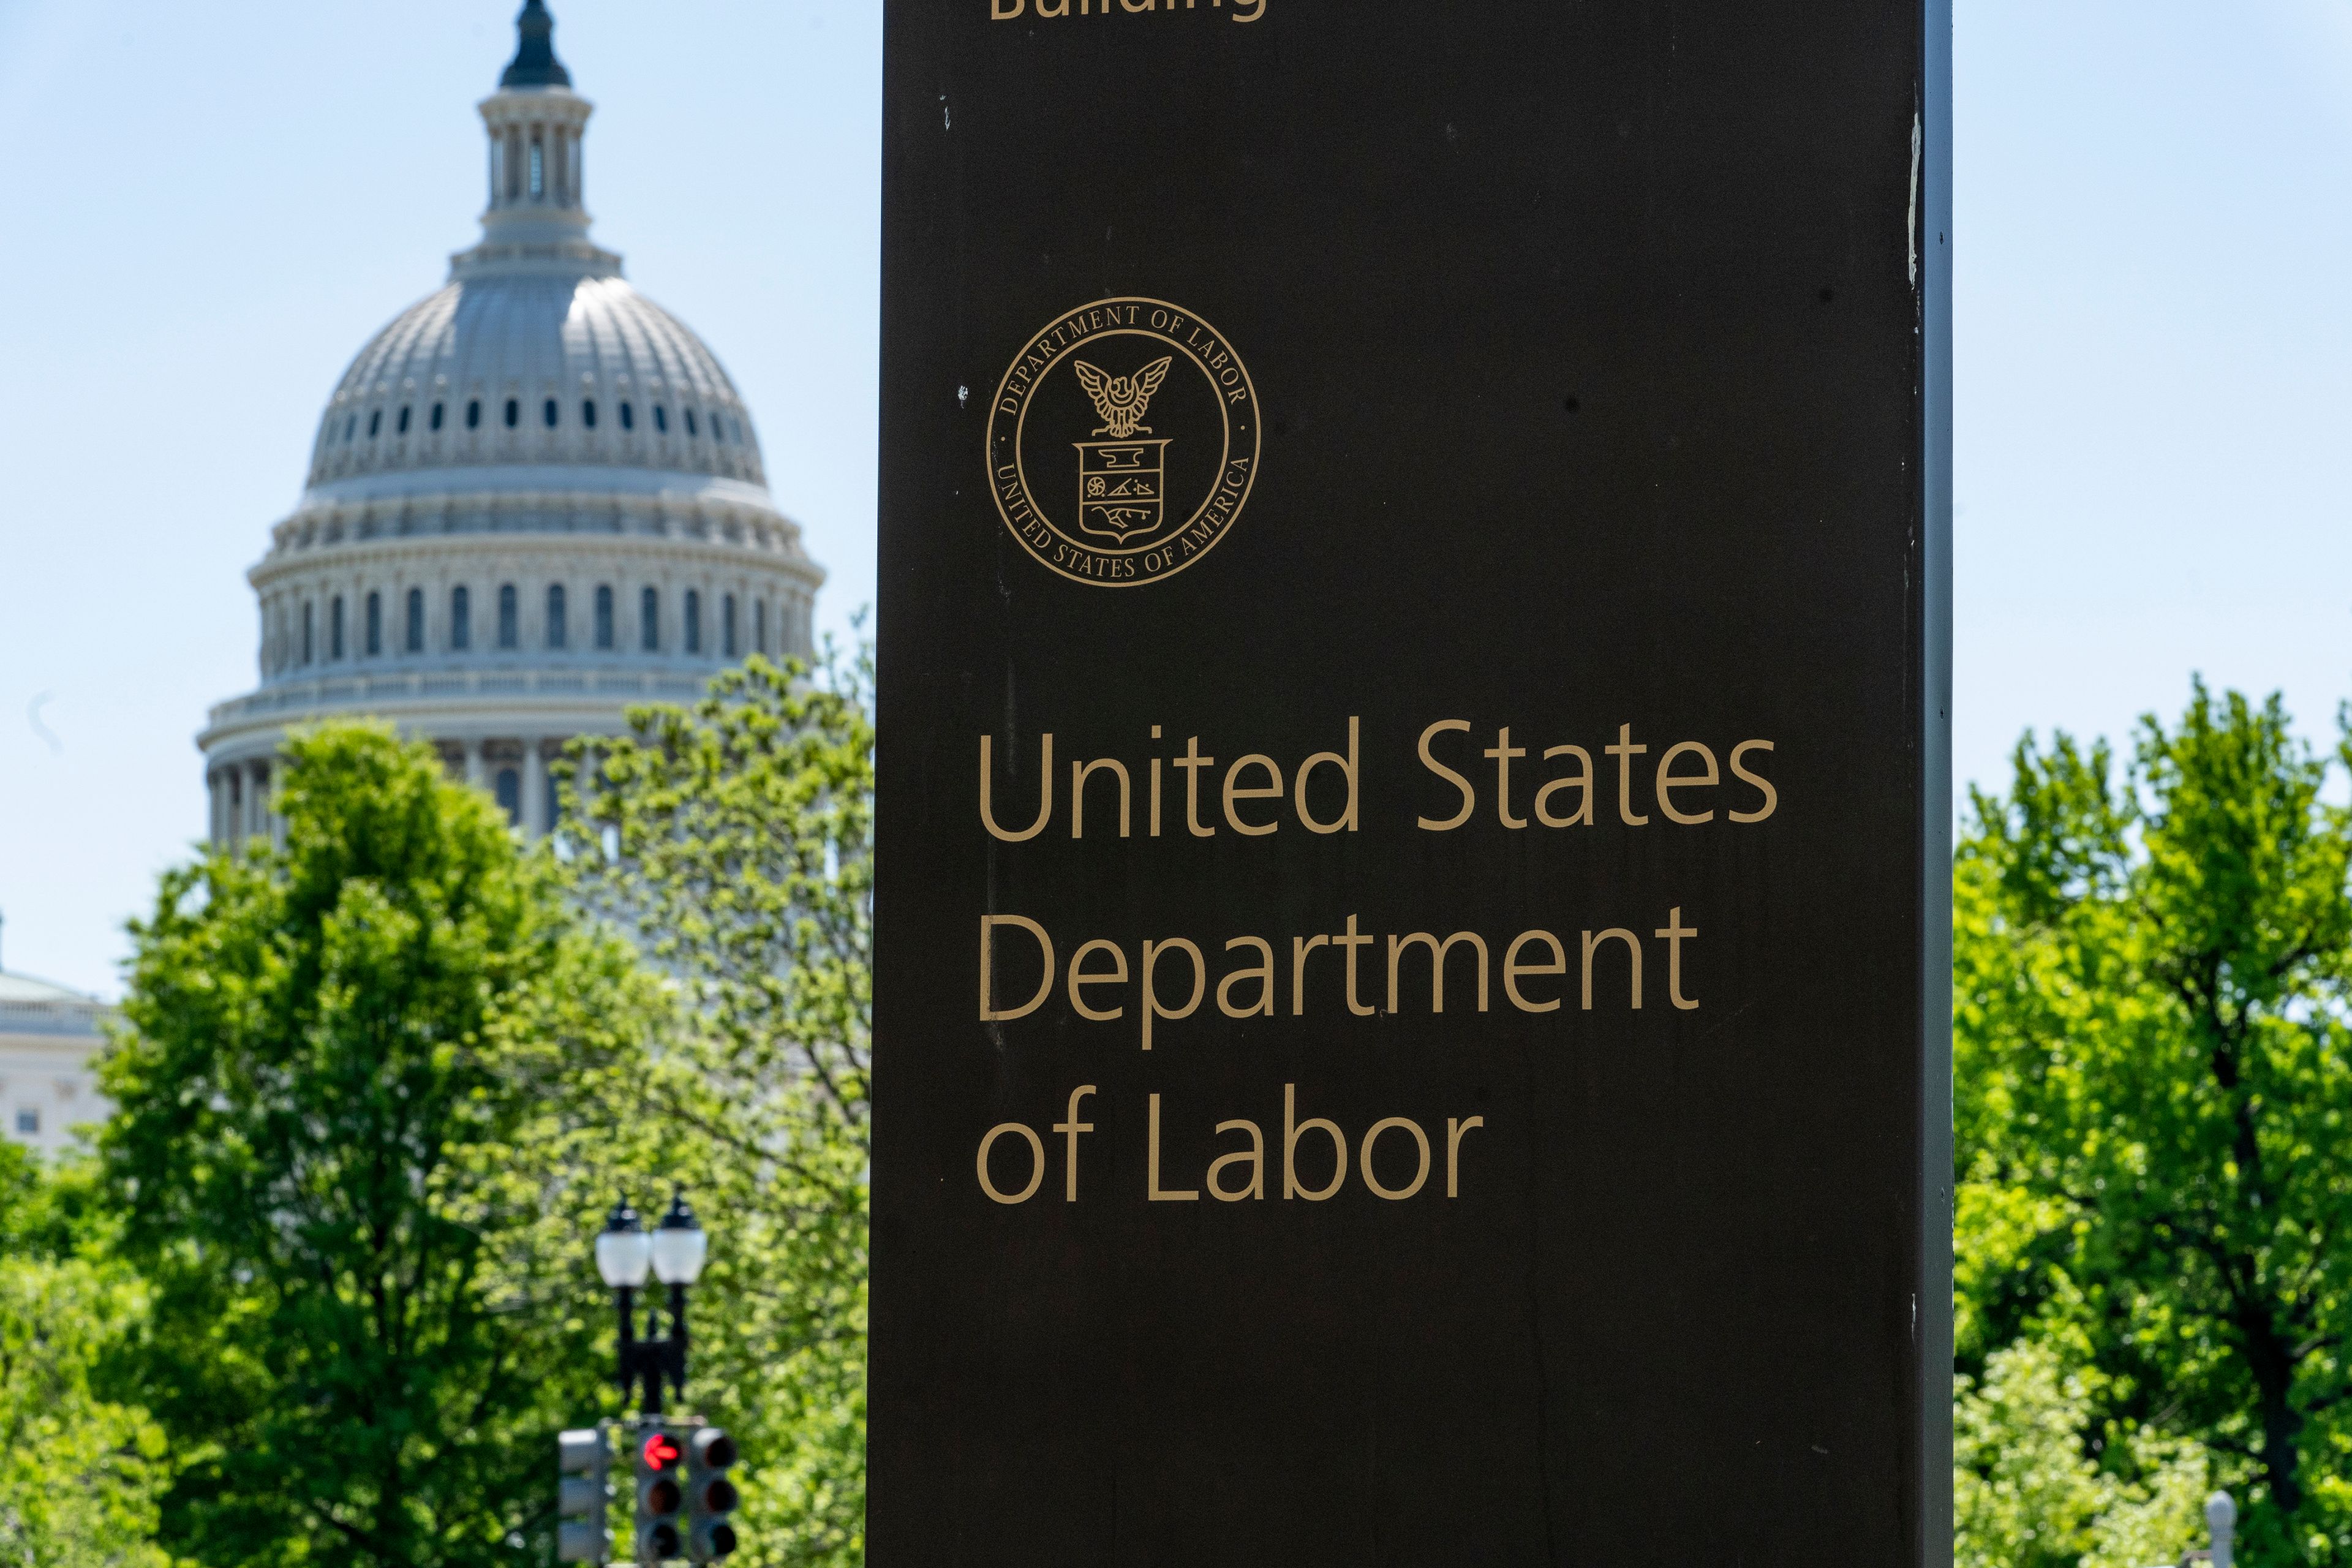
1208,1120,1265,1200
1053,1085,1096,1201
1654,907,1699,1011
1581,927,1643,1011
1175,734,1216,837
979,916,1056,1022
1447,1116,1485,1198
1071,755,1131,838
1289,933,1329,1016
976,1123,1045,1205
1142,937,1206,1050
1385,930,1490,1014
1067,939,1127,1022
1147,1094,1200,1200
1730,740,1779,822
1655,741,1719,824
1218,937,1275,1017
979,733,1054,841
1483,726,1528,828
1535,744,1596,827
1336,914,1375,1018
1605,723,1649,826
1283,1084,1346,1201
1416,718,1475,830
1360,1117,1430,1200
1222,753,1283,835
1294,715,1359,833
1504,930,1566,1013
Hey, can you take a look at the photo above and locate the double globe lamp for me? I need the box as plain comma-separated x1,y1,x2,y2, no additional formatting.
595,1194,709,1415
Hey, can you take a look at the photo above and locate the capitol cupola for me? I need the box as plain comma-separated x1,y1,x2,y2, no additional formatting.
197,0,824,849
462,0,615,279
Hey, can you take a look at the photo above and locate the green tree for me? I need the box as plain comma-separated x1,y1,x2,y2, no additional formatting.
101,722,661,1568
560,650,872,1567
1955,1336,2210,1568
1957,681,2352,1562
0,1145,171,1568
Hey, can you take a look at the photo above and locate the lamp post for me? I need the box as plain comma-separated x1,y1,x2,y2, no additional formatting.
596,1194,709,1415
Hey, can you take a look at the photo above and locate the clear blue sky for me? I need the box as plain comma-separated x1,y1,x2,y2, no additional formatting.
1,1,2348,998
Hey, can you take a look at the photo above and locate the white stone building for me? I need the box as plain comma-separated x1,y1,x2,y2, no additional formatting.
199,1,823,844
0,923,110,1154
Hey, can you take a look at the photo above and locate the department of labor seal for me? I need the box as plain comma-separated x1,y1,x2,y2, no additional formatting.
987,297,1261,587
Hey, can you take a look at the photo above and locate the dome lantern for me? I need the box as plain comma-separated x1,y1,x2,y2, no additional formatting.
464,1,609,279
499,0,572,89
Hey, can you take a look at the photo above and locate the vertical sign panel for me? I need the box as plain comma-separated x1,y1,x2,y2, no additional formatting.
876,1,1950,1562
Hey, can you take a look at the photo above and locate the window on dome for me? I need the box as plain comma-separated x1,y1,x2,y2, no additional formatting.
344,415,356,442
496,767,523,825
546,769,560,832
619,401,635,431
331,596,346,659
467,399,482,429
548,584,568,649
684,409,699,438
368,410,382,439
499,584,519,649
723,594,738,658
405,588,424,653
685,589,703,655
366,591,382,657
429,402,445,431
641,587,660,651
504,398,520,429
451,585,472,650
595,584,615,649
755,599,768,655
15,1109,37,1137
529,136,545,200
396,406,412,435
303,602,315,665
543,398,559,428
582,399,597,429
654,405,669,433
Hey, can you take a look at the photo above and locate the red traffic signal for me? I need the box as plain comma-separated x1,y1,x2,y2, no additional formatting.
635,1424,687,1559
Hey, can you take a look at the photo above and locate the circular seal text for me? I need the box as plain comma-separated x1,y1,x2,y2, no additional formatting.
986,296,1261,587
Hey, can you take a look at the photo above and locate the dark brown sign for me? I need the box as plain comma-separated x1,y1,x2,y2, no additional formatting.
875,2,1951,1561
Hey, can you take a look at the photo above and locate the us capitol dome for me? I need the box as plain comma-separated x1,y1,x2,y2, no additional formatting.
199,1,823,845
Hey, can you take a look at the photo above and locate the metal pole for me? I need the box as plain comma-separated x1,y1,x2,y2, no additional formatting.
615,1284,637,1400
641,1295,665,1415
668,1282,690,1407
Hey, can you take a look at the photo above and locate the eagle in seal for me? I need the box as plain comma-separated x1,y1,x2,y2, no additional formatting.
1072,356,1174,439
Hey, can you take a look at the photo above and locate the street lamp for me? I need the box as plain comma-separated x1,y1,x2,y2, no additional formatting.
599,1193,708,1415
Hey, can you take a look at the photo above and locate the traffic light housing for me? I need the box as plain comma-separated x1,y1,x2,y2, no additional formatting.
633,1423,686,1562
557,1427,611,1564
685,1427,740,1561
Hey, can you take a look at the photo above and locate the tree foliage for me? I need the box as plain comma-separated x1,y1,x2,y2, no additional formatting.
1956,1336,2210,1568
0,1145,171,1568
1957,681,2352,1563
561,650,872,1567
101,722,662,1568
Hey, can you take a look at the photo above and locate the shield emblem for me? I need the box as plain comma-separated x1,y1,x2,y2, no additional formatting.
1076,439,1171,543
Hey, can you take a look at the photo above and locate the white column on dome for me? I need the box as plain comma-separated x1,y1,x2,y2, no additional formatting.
522,742,547,838
464,740,484,789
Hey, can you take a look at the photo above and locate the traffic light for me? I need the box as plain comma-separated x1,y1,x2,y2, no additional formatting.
557,1427,610,1564
685,1427,740,1561
633,1423,686,1562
